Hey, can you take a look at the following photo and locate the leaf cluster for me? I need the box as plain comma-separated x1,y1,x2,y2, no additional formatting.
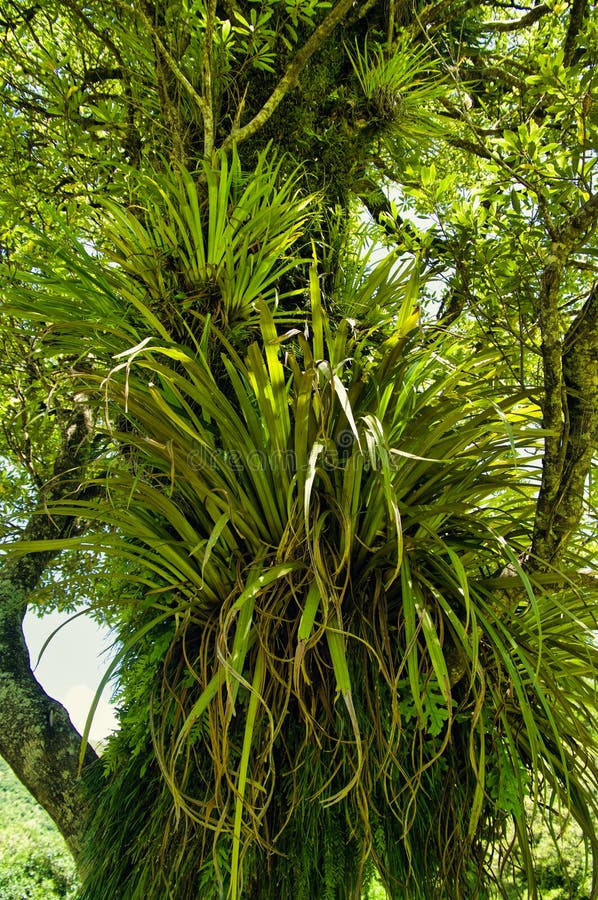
6,153,597,898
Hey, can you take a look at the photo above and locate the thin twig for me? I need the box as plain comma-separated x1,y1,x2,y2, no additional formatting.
133,0,208,120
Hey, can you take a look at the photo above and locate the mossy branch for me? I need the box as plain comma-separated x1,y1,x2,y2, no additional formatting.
222,0,358,150
134,0,208,122
0,406,99,862
479,4,551,33
530,199,598,570
202,0,217,158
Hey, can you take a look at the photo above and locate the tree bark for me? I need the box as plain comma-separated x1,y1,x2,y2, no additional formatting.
0,572,98,862
530,196,598,570
0,409,99,865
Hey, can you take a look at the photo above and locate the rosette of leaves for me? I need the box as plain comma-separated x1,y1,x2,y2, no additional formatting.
5,151,597,900
346,37,448,140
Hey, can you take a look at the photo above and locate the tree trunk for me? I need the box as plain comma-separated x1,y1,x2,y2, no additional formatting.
0,570,97,862
0,408,99,865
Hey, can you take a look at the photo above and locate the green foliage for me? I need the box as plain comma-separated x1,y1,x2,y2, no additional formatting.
100,149,314,331
0,2,597,899
497,813,595,900
6,153,597,898
397,674,453,738
346,37,448,141
0,759,78,899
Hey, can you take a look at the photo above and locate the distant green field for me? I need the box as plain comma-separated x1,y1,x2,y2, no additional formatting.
0,757,78,899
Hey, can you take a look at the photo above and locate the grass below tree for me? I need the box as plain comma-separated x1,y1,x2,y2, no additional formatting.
0,756,78,899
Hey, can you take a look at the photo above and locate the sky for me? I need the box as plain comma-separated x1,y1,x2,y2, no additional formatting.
23,608,118,743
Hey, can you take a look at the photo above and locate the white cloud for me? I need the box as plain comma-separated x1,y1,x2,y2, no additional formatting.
63,684,118,743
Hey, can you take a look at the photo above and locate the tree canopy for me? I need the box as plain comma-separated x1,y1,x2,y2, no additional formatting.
0,0,596,897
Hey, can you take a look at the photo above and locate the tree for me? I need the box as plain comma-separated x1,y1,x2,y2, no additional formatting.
0,0,596,897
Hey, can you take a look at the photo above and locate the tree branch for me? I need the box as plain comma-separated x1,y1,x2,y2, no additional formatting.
558,191,598,245
530,267,598,569
57,0,128,72
558,283,598,538
563,0,588,66
133,0,208,122
55,0,141,164
82,66,124,85
0,407,99,864
0,4,40,29
202,0,217,158
413,0,483,31
222,0,358,150
479,3,551,31
445,134,493,160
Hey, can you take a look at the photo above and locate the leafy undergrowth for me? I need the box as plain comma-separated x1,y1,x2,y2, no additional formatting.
0,757,78,899
494,819,594,900
366,818,594,899
0,753,592,899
